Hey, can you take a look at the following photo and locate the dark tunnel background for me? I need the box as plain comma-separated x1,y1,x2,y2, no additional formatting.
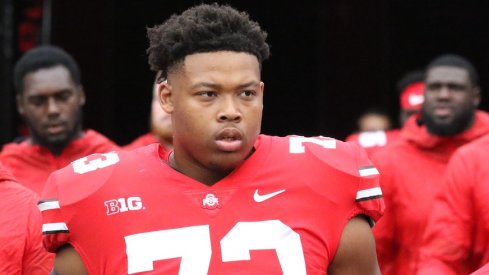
1,0,489,146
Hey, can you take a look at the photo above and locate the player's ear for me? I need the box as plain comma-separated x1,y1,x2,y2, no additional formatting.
77,86,86,107
260,81,265,107
159,80,173,113
16,94,25,115
472,86,481,108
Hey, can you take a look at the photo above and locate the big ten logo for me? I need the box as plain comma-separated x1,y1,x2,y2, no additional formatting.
105,197,144,215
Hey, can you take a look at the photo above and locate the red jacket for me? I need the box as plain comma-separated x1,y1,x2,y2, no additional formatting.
0,129,119,195
0,162,53,274
371,111,489,275
418,133,489,274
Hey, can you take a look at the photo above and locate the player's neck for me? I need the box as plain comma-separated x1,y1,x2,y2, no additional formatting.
156,135,173,151
168,152,231,186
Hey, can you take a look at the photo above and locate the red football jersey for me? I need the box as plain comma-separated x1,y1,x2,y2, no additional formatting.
40,135,384,274
0,129,119,195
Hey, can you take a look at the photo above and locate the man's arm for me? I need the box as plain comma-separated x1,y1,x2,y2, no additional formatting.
328,215,381,275
417,151,474,275
53,245,87,275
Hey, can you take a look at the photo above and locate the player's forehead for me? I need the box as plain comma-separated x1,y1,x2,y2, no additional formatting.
168,51,261,86
23,66,77,97
425,66,470,85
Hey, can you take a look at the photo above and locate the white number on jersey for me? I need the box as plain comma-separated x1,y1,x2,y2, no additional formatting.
125,220,306,274
72,152,120,174
289,136,336,153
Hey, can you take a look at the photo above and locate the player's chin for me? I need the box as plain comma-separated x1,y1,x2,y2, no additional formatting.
209,152,248,172
432,116,454,126
44,133,70,144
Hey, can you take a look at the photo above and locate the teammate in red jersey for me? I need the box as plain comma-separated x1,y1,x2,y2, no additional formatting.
123,71,173,152
0,162,53,274
0,46,119,195
372,54,489,275
40,3,384,274
346,70,424,157
417,133,489,274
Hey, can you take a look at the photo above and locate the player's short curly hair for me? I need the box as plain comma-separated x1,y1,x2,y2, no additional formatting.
147,3,270,78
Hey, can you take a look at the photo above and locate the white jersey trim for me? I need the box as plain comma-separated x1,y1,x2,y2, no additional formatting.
358,166,379,177
42,222,68,233
38,200,60,212
356,187,383,201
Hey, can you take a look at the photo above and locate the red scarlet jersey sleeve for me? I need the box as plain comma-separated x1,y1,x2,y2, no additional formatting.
39,151,121,253
290,136,384,223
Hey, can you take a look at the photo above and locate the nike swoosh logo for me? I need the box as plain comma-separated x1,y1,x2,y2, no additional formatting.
253,189,286,202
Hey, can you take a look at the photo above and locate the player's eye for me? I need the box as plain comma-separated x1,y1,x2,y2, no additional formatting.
54,90,73,102
198,91,217,97
240,90,255,97
27,96,47,106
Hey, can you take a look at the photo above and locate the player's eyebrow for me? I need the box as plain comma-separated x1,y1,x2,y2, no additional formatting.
190,80,260,90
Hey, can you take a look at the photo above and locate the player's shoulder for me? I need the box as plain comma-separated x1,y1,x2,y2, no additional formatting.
264,134,375,177
42,144,160,205
447,134,489,168
0,140,28,156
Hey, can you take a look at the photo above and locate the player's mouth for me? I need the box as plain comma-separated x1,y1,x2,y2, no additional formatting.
215,128,243,152
45,122,66,135
432,105,453,118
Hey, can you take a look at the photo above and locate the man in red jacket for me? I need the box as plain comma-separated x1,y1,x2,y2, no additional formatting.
417,133,489,274
0,162,53,274
0,46,118,195
372,54,489,275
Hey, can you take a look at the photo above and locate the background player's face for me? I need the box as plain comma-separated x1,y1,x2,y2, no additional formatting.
358,113,391,132
17,65,85,147
161,51,264,176
421,66,480,136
